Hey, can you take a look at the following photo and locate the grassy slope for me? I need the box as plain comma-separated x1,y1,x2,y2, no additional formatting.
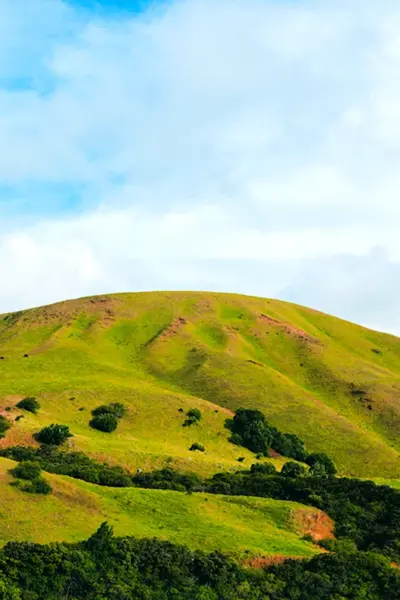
0,291,399,478
0,458,322,560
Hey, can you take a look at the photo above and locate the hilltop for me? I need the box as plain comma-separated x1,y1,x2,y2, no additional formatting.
0,291,399,479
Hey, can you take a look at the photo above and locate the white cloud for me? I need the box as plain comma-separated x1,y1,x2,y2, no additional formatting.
1,0,400,334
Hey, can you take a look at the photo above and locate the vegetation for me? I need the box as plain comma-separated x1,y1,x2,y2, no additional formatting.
0,524,397,600
35,424,73,446
89,413,118,433
0,415,11,439
16,397,40,414
281,461,307,478
91,402,126,419
10,460,41,480
306,452,337,476
229,408,308,461
184,408,202,427
189,443,205,452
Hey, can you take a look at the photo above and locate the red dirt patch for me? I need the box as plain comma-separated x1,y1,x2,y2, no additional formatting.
159,317,188,340
258,314,320,344
245,555,303,568
292,508,334,542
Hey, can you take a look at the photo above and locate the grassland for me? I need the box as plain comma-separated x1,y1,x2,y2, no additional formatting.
0,458,323,560
0,291,399,478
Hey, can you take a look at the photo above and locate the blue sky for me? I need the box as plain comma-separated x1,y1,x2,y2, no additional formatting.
1,0,400,333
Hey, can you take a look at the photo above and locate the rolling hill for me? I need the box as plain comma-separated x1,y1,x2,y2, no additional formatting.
0,457,326,560
0,291,399,479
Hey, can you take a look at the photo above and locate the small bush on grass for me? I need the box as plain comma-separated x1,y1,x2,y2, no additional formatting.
0,416,11,439
92,403,126,419
10,461,41,481
280,461,307,478
90,414,118,433
16,397,40,414
35,424,73,446
20,477,52,495
189,443,205,452
184,408,202,427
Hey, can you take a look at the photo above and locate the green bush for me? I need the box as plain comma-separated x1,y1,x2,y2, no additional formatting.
184,408,202,427
20,476,52,495
250,462,277,475
16,397,40,414
280,461,306,478
90,414,118,433
0,416,11,439
189,443,205,452
10,461,41,481
92,403,126,419
35,424,73,446
306,452,337,477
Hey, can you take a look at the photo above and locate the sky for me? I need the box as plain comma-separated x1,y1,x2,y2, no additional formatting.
1,0,400,334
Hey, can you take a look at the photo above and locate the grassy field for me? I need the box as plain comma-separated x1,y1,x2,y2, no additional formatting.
0,458,324,560
0,291,399,478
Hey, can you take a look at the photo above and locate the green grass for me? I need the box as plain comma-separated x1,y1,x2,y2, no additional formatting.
0,458,322,560
0,291,399,478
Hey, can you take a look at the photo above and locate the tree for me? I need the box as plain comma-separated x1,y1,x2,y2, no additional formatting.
280,461,306,478
0,416,11,439
250,462,277,475
306,453,337,477
35,424,73,446
184,408,202,426
190,443,205,452
16,397,40,414
92,403,126,419
90,414,118,433
10,461,41,481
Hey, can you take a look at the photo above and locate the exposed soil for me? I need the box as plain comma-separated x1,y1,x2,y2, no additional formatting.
259,314,320,344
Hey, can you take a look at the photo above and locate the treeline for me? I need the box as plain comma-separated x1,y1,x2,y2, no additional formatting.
0,523,398,600
1,449,399,562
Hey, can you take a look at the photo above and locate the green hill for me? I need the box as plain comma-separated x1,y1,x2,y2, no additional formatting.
0,291,399,479
0,457,324,560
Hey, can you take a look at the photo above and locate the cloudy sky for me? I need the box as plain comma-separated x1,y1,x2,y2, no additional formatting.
1,0,400,333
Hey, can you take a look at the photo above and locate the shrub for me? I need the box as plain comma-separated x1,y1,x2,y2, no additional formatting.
189,443,205,452
250,462,277,475
237,457,245,462
306,452,337,477
36,424,73,446
90,414,118,433
280,461,306,478
92,403,126,419
184,408,202,427
16,397,40,414
0,416,11,438
10,461,41,481
20,476,52,495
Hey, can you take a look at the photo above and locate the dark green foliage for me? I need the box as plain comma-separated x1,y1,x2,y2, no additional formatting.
206,471,400,562
89,414,118,433
10,461,41,481
132,468,204,492
0,446,132,487
0,525,398,599
91,403,126,419
250,462,277,475
14,415,24,422
306,452,337,476
35,424,72,446
0,416,11,439
190,443,205,452
281,462,307,478
16,397,40,414
17,477,52,495
229,408,308,461
184,408,202,427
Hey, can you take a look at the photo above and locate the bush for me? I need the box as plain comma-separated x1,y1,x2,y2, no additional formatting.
250,462,277,475
90,414,118,433
16,397,40,414
10,461,41,481
184,408,202,427
281,461,306,478
189,443,205,452
0,416,11,438
20,476,52,495
306,452,337,477
92,403,126,419
35,424,73,446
